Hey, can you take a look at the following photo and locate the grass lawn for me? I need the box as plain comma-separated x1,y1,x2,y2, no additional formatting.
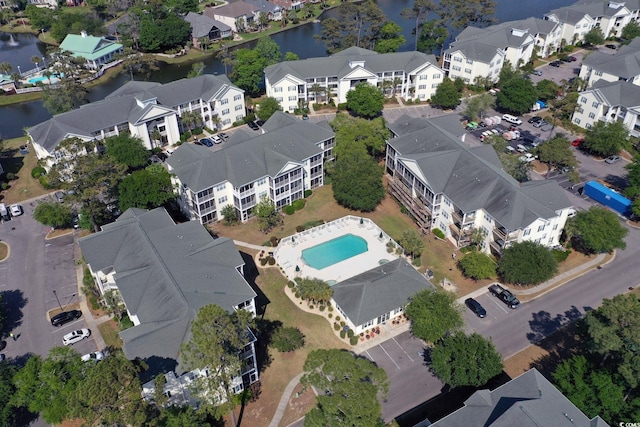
0,92,42,106
97,319,123,349
0,242,7,261
1,136,51,204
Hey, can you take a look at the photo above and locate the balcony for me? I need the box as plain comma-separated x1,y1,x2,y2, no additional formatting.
449,223,473,246
388,179,432,233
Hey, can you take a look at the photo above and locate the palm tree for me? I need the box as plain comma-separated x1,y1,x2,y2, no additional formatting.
309,83,323,103
31,56,42,71
258,12,269,30
381,79,393,98
0,62,12,76
181,110,201,132
10,72,21,84
392,76,403,97
150,128,162,148
211,114,221,131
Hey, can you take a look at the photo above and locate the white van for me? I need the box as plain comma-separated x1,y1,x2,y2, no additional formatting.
0,203,9,222
502,114,522,125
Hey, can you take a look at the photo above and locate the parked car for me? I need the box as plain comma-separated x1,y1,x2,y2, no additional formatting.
218,132,229,139
502,114,522,125
211,135,223,144
571,138,584,147
489,283,521,309
54,191,65,203
255,119,265,127
0,204,9,222
9,204,23,217
148,154,162,164
302,114,309,120
199,138,214,147
156,152,168,162
247,121,260,130
465,298,487,318
466,121,479,130
51,310,83,327
62,329,91,346
533,69,543,76
505,145,516,154
528,116,543,124
533,120,548,128
549,60,562,67
562,56,577,62
516,144,528,153
605,155,621,164
81,351,104,362
605,44,617,50
519,153,536,163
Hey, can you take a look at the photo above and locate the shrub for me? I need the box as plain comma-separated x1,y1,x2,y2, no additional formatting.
295,292,301,299
339,330,346,339
328,306,333,312
335,316,340,322
287,281,295,288
433,228,445,239
395,247,403,255
192,127,202,135
1,183,8,190
271,326,305,352
406,99,413,105
309,305,314,310
119,315,134,330
350,336,359,345
38,176,50,189
292,199,306,210
181,131,191,141
283,205,295,215
31,166,46,178
412,257,422,267
270,236,280,246
328,313,333,318
551,249,571,263
337,102,348,111
458,251,497,280
296,225,305,232
334,322,340,331
340,321,346,327
88,294,100,310
260,258,268,266
267,257,276,266
304,189,312,197
347,329,354,338
319,305,325,311
232,120,244,127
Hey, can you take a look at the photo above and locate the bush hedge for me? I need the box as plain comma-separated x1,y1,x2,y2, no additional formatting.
283,205,295,215
292,199,306,210
339,330,346,339
304,189,312,197
350,336,359,345
31,166,46,178
433,228,445,239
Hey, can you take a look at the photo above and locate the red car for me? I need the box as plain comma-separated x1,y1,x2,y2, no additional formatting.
572,138,584,147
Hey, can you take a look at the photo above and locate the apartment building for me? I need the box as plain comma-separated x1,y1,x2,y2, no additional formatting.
579,38,640,87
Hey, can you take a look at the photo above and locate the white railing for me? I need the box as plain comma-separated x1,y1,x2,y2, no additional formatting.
16,87,43,93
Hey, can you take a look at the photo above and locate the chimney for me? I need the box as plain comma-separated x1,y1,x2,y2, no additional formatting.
81,30,87,38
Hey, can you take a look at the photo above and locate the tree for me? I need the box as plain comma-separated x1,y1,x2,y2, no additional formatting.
566,207,628,254
431,77,460,109
159,406,208,426
463,93,495,121
622,21,640,42
497,241,558,285
302,349,389,427
0,362,22,427
458,251,496,280
438,0,497,33
296,277,334,305
181,304,254,423
584,27,605,46
139,12,190,52
535,79,560,101
257,11,269,30
0,62,12,76
405,289,463,343
431,332,503,387
374,21,406,53
401,229,424,259
284,51,300,61
13,347,84,424
221,204,238,226
537,134,577,177
41,77,88,115
346,83,384,119
499,152,532,182
401,0,436,50
104,133,150,169
230,48,268,96
68,352,149,425
417,20,448,54
180,110,201,132
496,76,537,114
47,138,127,231
331,114,389,157
33,201,73,228
271,326,305,352
257,97,282,121
254,196,283,232
118,164,176,211
583,120,628,157
117,50,159,81
332,148,385,211
553,355,625,422
187,62,205,78
254,37,281,66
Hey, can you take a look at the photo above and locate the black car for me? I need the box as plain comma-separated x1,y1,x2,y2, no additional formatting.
605,44,617,50
247,121,260,130
465,298,487,318
528,116,543,124
549,60,562,67
51,310,83,327
255,119,265,127
156,152,168,162
489,284,521,309
561,56,577,62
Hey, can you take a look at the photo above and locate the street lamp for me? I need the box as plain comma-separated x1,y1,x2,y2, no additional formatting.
52,289,62,311
17,65,21,77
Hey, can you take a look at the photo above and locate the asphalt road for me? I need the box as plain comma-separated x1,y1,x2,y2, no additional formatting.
467,223,640,359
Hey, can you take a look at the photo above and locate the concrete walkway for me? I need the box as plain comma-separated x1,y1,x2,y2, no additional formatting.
233,239,272,251
266,250,611,427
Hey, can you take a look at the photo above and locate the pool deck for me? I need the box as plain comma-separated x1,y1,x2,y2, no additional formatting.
274,216,401,283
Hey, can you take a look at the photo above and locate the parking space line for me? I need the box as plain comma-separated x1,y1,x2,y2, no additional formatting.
391,337,414,363
364,350,375,362
378,343,401,370
489,298,509,313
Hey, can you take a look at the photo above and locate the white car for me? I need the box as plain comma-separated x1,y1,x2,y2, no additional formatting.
9,204,23,216
519,153,537,163
63,329,91,346
502,114,522,125
81,350,104,362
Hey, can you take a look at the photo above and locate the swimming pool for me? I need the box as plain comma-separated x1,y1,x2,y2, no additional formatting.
28,76,49,84
302,234,368,270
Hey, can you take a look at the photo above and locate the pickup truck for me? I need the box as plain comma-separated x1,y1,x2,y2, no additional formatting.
488,283,520,309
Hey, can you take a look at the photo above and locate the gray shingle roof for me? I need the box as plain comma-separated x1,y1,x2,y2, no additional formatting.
78,207,256,362
430,368,610,427
29,74,240,154
265,47,439,86
332,259,435,327
546,5,593,25
388,117,571,231
445,39,502,62
583,38,640,79
167,111,332,191
205,1,256,19
183,11,231,38
587,79,640,108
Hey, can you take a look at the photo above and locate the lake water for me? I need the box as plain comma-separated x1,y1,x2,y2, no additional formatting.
0,0,576,138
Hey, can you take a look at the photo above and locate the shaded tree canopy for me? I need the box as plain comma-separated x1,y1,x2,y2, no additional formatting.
566,207,628,254
104,133,150,169
497,76,537,114
257,97,282,121
431,77,461,109
331,148,385,211
458,251,496,280
374,21,406,53
497,241,558,285
118,164,176,211
431,332,503,387
346,83,385,119
33,201,73,228
331,113,390,157
583,120,628,157
405,289,463,343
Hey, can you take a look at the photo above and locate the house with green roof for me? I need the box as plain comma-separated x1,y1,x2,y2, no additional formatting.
59,31,123,69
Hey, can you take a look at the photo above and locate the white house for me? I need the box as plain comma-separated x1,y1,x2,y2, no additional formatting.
166,111,335,224
264,46,444,112
572,80,640,136
204,0,281,32
579,37,640,87
385,115,574,255
78,207,260,398
28,74,245,170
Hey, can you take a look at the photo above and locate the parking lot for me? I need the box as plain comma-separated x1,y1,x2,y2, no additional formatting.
361,330,444,422
463,292,519,332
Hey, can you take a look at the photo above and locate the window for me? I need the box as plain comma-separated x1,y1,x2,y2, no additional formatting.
276,97,283,102
419,94,425,99
218,196,227,204
586,123,592,129
589,112,596,119
452,65,461,71
419,75,428,80
574,118,581,124
465,68,472,74
592,102,599,108
288,85,296,91
288,95,297,101
454,57,462,62
234,94,242,101
223,118,231,125
538,224,546,232
236,115,243,121
581,97,587,103
484,212,492,222
523,228,531,236
220,99,228,105
595,70,603,76
577,107,584,114
216,183,226,192
257,178,266,186
466,59,473,64
553,224,558,230
222,109,229,115
432,83,438,88
274,87,283,93
418,84,426,89
433,73,441,79
235,105,242,111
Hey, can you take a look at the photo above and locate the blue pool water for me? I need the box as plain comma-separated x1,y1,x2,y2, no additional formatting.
28,76,48,84
302,234,368,270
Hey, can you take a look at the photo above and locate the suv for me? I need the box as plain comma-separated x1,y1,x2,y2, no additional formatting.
605,155,621,164
502,114,522,125
62,329,91,346
489,284,521,309
465,298,487,318
51,310,83,327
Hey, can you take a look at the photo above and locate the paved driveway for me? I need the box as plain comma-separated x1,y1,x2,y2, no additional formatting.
362,331,444,422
